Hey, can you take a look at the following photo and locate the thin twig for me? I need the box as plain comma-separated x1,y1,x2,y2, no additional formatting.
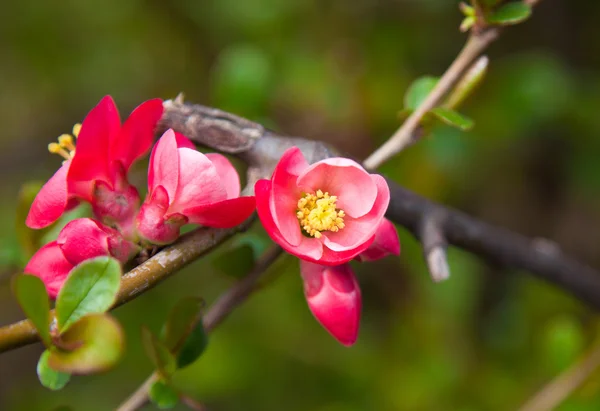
116,246,284,411
362,30,498,170
362,0,543,169
518,343,600,411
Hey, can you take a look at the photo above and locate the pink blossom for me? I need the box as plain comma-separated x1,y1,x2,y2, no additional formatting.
255,147,390,265
26,96,164,235
135,129,256,245
24,218,137,297
300,261,361,346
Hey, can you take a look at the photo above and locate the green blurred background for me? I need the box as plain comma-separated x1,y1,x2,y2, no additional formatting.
2,0,600,409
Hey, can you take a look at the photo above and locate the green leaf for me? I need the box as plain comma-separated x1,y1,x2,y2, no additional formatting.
142,326,177,378
13,274,52,347
55,256,121,332
37,350,71,390
162,297,204,352
459,15,476,32
48,313,124,374
487,2,532,25
149,380,179,409
404,76,439,111
430,107,475,131
176,321,208,369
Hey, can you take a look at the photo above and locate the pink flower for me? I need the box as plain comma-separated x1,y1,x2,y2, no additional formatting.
24,218,137,297
255,147,390,265
300,261,361,346
135,129,256,245
26,96,164,235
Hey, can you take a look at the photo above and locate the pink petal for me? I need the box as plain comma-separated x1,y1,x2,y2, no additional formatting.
135,186,183,245
300,261,361,346
24,241,74,298
169,148,227,212
319,236,375,265
205,153,241,199
57,218,111,266
255,179,323,261
182,196,255,227
111,98,163,171
174,132,196,150
297,158,377,218
26,161,72,229
271,147,309,247
356,218,400,262
68,96,121,187
322,174,390,252
148,129,179,201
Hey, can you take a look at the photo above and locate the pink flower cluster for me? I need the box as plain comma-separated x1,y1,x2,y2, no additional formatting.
23,96,400,346
25,96,255,296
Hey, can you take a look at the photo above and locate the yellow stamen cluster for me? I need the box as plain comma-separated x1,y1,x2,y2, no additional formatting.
297,190,345,239
48,123,81,161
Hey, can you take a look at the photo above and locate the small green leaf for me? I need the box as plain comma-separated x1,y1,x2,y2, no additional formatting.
37,350,71,390
430,107,475,131
13,274,52,347
460,15,476,32
162,297,204,352
487,2,532,25
176,321,208,369
149,379,179,409
48,314,124,374
459,2,474,16
404,76,439,111
142,326,177,378
55,256,121,332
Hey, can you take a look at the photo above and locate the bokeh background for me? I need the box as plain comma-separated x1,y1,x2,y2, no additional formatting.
2,0,600,410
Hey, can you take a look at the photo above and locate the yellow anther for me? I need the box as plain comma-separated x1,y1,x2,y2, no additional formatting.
297,191,345,238
48,123,80,161
58,134,76,151
72,123,82,138
48,142,71,160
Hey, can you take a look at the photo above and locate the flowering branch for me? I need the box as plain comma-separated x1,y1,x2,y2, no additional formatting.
3,90,600,354
162,99,600,310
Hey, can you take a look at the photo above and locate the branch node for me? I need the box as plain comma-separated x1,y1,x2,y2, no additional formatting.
420,212,451,283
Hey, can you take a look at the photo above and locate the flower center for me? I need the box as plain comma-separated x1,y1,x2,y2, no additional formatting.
296,190,345,239
48,123,81,162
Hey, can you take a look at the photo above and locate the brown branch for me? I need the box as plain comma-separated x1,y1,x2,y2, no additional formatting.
0,224,247,353
385,183,600,309
161,100,600,310
116,246,284,411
